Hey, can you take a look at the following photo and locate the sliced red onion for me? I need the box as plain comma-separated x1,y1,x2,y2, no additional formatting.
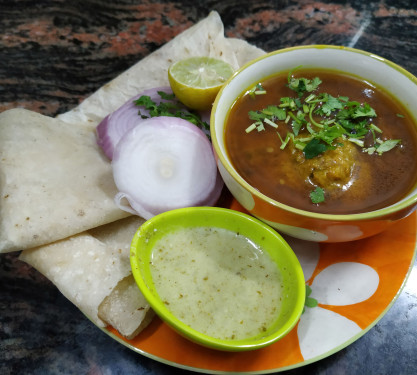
96,86,177,159
112,116,223,219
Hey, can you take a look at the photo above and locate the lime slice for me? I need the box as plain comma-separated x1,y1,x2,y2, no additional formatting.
168,57,234,110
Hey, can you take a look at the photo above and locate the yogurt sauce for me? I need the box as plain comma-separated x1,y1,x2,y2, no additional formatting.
150,226,283,340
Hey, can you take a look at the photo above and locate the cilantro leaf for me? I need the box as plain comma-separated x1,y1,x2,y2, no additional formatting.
157,91,176,101
263,105,287,121
315,124,346,145
244,69,400,166
353,103,377,118
376,139,401,154
318,94,345,116
288,77,322,97
302,284,319,314
287,110,307,136
338,118,369,138
305,295,319,308
303,138,327,159
280,97,293,108
249,106,286,122
248,110,266,122
310,187,325,204
248,83,266,98
134,93,209,133
135,95,158,116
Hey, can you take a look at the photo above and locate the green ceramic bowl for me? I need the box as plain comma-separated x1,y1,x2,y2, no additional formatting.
130,206,305,352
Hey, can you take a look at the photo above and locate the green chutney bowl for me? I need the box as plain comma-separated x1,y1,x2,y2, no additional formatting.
130,206,305,352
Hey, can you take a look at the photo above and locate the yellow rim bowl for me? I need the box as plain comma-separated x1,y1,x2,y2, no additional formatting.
130,207,306,351
210,45,417,222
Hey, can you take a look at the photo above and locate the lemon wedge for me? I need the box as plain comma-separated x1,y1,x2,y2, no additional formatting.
168,57,234,110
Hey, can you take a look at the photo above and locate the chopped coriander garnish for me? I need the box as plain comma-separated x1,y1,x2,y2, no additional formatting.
370,124,383,133
264,118,278,128
277,132,293,149
288,66,322,97
304,285,319,311
310,187,325,204
248,83,266,98
374,139,401,155
243,68,404,206
245,68,401,162
248,110,265,122
318,94,345,116
158,91,176,101
245,123,257,133
134,91,210,136
303,138,328,159
348,138,365,148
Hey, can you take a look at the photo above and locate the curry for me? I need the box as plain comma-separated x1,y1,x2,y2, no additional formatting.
225,69,417,214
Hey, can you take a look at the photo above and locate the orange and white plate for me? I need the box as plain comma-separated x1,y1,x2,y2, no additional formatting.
102,199,417,373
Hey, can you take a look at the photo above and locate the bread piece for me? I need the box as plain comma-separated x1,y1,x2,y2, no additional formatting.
98,275,155,339
19,216,145,327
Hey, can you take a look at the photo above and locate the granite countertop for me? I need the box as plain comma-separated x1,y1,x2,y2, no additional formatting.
1,1,417,374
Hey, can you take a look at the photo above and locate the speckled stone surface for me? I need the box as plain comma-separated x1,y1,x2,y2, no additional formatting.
1,1,417,374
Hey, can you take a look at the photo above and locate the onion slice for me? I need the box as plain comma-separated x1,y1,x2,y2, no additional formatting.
112,116,223,219
96,86,177,159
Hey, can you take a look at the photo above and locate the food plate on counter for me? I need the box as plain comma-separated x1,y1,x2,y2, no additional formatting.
104,198,417,373
2,10,416,374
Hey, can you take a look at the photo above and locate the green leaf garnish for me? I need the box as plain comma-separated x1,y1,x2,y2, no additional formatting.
134,92,209,134
303,285,319,313
303,138,327,159
287,66,322,97
248,110,265,122
318,94,345,116
352,102,377,118
315,123,347,145
248,83,266,98
375,139,401,155
157,91,176,101
264,105,287,120
246,69,399,158
244,68,402,201
305,295,319,308
135,95,158,116
310,187,325,204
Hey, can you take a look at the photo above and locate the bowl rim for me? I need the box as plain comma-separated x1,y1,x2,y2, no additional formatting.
130,206,306,351
211,44,417,222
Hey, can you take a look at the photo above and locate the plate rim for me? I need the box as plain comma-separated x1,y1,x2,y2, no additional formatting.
99,213,417,374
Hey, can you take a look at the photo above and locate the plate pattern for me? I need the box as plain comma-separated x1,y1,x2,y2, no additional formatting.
105,201,417,373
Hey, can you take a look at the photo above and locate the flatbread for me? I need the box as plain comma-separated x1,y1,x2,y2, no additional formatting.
16,12,265,339
57,11,264,128
19,216,145,327
0,11,264,254
0,109,130,253
98,275,155,339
